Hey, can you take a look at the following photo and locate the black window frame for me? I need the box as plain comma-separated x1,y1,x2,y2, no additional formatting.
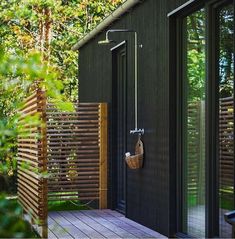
169,0,235,237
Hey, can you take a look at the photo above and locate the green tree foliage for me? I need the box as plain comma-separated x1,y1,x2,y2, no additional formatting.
187,9,206,101
187,7,234,100
0,0,124,101
0,49,69,193
0,0,124,194
0,1,124,235
219,5,234,97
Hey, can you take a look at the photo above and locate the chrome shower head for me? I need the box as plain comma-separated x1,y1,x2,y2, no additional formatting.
98,39,115,45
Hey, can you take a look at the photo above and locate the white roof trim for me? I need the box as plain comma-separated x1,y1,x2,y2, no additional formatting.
167,0,195,17
72,0,142,51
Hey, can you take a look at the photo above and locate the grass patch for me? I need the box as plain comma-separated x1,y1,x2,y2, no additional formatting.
220,197,234,210
188,194,197,207
48,200,89,211
188,194,234,210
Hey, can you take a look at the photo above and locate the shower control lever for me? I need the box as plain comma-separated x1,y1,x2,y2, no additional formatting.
130,128,144,135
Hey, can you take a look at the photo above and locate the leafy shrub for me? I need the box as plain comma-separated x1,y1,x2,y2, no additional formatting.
0,196,38,238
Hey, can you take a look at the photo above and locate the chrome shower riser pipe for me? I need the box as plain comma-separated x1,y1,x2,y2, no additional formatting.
98,29,144,135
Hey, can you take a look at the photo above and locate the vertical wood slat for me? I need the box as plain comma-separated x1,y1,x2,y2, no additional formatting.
40,91,48,238
99,103,108,209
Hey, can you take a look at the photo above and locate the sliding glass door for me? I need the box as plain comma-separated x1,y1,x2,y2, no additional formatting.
217,2,234,238
177,0,234,237
181,8,206,238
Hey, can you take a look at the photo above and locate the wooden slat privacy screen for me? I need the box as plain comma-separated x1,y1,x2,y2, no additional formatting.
47,103,101,202
17,90,108,238
187,101,205,203
187,98,234,204
219,97,234,203
17,90,48,238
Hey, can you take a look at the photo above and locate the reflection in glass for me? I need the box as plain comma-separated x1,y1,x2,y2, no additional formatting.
218,3,234,238
182,8,206,237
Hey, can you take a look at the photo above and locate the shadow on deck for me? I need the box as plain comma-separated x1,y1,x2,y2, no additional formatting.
48,209,166,238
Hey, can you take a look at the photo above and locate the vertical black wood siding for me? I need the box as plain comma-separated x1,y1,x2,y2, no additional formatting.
78,0,189,236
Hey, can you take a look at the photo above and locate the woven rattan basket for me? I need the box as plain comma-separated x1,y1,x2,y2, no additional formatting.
125,139,144,169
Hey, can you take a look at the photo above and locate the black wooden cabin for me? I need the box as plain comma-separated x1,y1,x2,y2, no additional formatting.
72,0,235,237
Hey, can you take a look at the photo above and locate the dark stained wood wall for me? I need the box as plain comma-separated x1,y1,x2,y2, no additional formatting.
78,0,189,237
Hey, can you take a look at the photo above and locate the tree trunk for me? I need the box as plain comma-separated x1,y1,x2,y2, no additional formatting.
44,7,52,63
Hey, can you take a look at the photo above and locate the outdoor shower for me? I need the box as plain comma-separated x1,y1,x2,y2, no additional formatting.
98,29,144,135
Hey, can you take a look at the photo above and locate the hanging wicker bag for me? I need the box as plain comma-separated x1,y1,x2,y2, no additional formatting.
125,138,144,169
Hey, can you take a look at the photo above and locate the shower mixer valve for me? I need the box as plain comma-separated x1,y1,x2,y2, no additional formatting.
130,128,144,135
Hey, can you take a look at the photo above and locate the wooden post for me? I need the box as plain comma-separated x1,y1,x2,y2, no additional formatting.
38,90,48,238
99,103,108,209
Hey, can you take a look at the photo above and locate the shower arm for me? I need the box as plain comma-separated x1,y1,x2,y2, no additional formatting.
105,29,144,135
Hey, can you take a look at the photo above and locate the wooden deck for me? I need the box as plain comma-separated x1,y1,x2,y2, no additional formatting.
48,209,166,238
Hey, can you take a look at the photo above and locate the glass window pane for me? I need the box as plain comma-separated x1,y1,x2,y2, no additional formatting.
182,8,206,237
218,3,234,238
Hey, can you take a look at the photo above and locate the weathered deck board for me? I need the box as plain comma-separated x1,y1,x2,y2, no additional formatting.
81,210,137,238
49,212,89,239
48,216,74,239
82,210,148,238
48,210,166,239
102,209,165,238
70,211,123,238
57,211,105,238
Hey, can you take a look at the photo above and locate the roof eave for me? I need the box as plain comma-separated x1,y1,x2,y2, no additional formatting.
72,0,142,51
